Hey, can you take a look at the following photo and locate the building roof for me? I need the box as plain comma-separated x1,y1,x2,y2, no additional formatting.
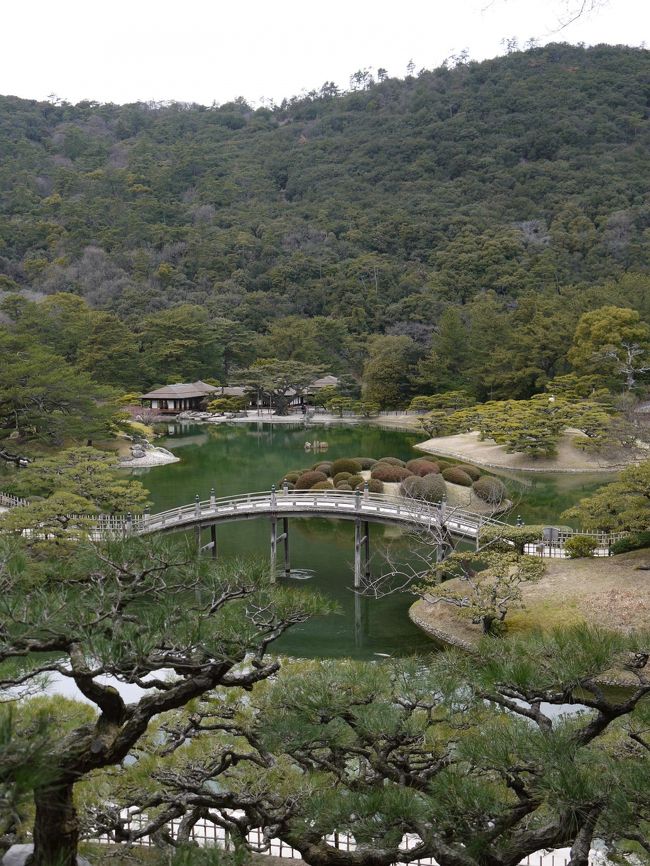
312,375,339,388
141,381,220,400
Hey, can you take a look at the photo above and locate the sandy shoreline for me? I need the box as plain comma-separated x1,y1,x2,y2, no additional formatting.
415,430,640,473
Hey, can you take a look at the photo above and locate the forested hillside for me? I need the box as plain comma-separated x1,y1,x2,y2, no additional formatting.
1,42,649,397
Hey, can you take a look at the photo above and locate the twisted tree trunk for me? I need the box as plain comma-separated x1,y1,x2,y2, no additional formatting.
31,781,78,866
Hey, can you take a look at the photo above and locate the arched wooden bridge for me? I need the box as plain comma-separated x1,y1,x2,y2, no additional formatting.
1,488,621,587
90,488,504,586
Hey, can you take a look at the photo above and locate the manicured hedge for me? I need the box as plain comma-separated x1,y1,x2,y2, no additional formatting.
354,457,377,470
400,474,446,503
331,458,362,475
336,483,353,491
377,457,405,467
347,474,364,488
333,471,352,484
311,480,334,490
356,478,384,493
472,476,507,504
295,470,328,490
406,459,440,476
442,467,473,487
282,471,302,484
610,532,650,554
313,462,333,476
455,463,482,481
564,536,598,558
371,464,413,482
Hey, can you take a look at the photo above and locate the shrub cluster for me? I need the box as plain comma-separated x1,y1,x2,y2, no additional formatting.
311,480,334,491
354,457,377,470
610,532,650,555
371,464,413,482
312,462,333,476
336,483,353,491
282,471,302,484
331,458,362,475
358,478,384,493
406,459,440,476
333,472,351,485
442,467,473,487
377,457,405,467
400,473,446,503
564,535,599,558
472,476,507,504
295,470,328,490
347,474,364,488
455,463,482,481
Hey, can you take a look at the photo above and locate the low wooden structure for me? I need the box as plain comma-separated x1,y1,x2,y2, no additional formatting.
140,381,219,415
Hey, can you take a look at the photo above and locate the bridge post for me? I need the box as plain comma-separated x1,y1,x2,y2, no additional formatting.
364,521,370,580
210,487,216,509
283,517,290,577
476,515,482,551
355,489,361,513
194,494,201,517
270,484,277,508
210,524,217,560
270,516,277,583
354,519,370,589
126,512,132,534
363,481,369,500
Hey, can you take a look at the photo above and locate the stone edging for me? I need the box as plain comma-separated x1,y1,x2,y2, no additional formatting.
408,600,477,653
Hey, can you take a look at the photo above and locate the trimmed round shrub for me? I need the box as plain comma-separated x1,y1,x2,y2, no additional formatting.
455,463,481,481
283,471,302,484
356,478,384,493
312,461,333,476
347,474,364,488
311,480,334,491
420,473,446,502
331,458,362,475
295,470,328,490
371,464,413,482
333,472,352,485
564,535,598,559
472,476,507,504
400,476,426,498
442,467,473,487
336,483,353,491
354,457,377,470
377,457,405,467
400,474,446,503
406,459,440,476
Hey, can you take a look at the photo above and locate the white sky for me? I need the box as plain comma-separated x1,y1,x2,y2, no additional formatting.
1,0,647,107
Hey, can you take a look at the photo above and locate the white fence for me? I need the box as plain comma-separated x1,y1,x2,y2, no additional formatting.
97,814,588,866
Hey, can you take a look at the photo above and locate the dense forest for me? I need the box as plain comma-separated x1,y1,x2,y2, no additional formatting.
0,42,649,399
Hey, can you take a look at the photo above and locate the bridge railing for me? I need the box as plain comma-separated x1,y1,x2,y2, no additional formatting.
0,487,628,553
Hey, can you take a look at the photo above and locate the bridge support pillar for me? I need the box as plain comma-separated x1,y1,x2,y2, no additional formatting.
195,525,202,555
270,516,290,582
354,520,370,589
210,524,217,560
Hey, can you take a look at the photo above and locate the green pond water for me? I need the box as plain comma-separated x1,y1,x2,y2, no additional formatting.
130,421,610,661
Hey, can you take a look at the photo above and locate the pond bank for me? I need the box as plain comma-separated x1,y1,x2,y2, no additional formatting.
416,430,642,473
410,550,650,684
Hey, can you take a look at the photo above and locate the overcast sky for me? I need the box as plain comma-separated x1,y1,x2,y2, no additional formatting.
1,0,647,107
